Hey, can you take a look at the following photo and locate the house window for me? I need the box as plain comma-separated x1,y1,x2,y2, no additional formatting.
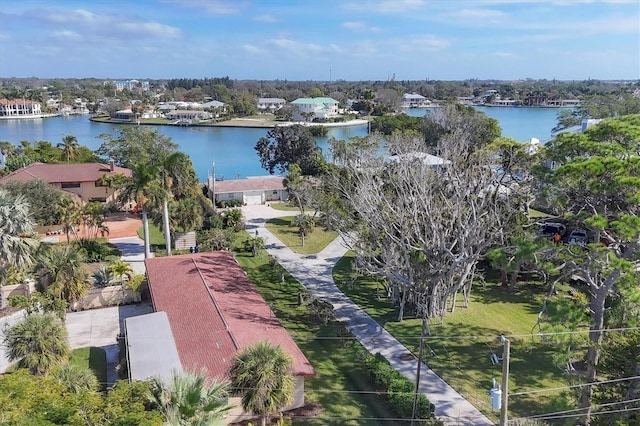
61,182,81,189
272,190,278,194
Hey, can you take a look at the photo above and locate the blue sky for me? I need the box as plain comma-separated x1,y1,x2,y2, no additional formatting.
0,0,638,81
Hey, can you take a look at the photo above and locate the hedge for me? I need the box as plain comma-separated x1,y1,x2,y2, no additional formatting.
363,353,439,424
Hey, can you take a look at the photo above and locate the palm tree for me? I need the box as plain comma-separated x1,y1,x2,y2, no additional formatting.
172,198,204,232
57,134,79,162
292,214,314,247
0,189,37,309
108,260,134,285
158,152,196,256
116,162,164,259
50,363,99,393
224,208,244,232
36,246,90,306
147,370,232,426
229,341,295,426
56,196,82,243
2,313,70,375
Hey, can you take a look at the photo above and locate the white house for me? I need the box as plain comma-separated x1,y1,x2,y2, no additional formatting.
166,110,212,121
0,99,42,117
290,97,339,121
210,176,288,205
402,93,430,108
257,97,286,112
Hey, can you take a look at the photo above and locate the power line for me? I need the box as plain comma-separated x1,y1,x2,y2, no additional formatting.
514,398,640,420
520,406,640,421
509,375,640,397
283,325,640,341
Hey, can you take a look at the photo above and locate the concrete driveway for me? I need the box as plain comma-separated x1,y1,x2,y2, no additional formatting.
65,303,153,384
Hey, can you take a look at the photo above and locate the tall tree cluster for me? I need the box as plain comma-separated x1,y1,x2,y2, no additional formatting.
324,108,516,325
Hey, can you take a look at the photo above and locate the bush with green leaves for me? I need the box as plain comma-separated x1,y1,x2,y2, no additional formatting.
363,353,437,423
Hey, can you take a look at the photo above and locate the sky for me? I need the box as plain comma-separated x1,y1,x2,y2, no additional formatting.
0,0,638,81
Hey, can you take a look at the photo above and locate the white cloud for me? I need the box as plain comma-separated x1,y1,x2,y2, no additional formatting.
492,51,517,58
341,21,382,32
342,0,425,13
443,8,507,22
242,44,265,54
397,35,451,52
115,22,181,38
254,14,276,23
51,30,82,42
268,38,343,57
160,0,244,14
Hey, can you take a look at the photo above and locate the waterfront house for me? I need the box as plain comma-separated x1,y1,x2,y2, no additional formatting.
140,252,315,422
290,97,339,121
257,97,286,112
0,98,42,118
166,110,212,122
402,93,430,108
0,161,132,204
209,176,288,205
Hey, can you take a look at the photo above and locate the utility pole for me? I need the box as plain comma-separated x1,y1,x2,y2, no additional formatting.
500,335,510,426
410,318,427,426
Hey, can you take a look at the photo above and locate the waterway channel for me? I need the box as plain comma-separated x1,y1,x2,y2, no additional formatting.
0,106,564,181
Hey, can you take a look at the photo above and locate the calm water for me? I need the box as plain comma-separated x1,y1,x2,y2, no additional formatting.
0,107,563,181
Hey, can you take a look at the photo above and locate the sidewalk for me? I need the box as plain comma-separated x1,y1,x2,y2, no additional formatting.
108,236,151,275
243,205,494,426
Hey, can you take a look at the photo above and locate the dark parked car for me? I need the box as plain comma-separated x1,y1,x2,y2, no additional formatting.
568,229,589,246
539,222,567,240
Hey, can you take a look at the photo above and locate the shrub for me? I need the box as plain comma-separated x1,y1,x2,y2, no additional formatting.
362,353,437,423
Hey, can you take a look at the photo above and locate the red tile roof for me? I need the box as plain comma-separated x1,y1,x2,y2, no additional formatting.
214,176,285,194
145,252,315,380
0,98,40,106
0,162,132,185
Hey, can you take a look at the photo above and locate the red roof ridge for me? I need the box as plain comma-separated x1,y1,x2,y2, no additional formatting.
191,257,240,350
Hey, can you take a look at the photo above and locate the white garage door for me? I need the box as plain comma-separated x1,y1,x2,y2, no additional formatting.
243,192,263,205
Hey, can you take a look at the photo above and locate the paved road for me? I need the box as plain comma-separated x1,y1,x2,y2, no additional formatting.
243,205,494,426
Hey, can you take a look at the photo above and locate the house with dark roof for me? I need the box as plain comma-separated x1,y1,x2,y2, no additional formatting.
209,176,288,205
141,251,314,422
0,162,132,204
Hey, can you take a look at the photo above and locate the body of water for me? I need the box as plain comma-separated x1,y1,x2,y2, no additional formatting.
0,106,563,181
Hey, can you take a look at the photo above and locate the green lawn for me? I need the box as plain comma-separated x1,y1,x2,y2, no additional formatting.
235,252,401,425
266,216,338,254
69,347,107,390
333,253,573,423
137,223,165,247
269,202,305,212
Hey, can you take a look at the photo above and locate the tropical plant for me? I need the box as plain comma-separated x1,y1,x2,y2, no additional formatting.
115,162,165,258
229,341,294,426
292,214,314,247
108,260,134,284
36,246,90,305
57,134,80,162
93,265,117,287
172,197,204,232
158,151,197,256
2,313,70,375
0,189,37,309
50,363,99,393
147,370,232,426
224,208,245,232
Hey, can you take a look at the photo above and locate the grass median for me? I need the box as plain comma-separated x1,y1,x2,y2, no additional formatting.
265,216,338,254
332,252,573,423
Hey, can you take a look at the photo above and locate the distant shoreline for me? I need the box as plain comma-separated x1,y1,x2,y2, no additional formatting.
89,116,370,129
